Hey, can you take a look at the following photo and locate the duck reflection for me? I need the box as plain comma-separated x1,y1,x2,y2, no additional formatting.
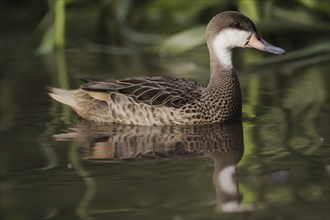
55,120,245,212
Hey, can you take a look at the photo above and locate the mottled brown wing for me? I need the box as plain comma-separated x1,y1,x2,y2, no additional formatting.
80,76,205,108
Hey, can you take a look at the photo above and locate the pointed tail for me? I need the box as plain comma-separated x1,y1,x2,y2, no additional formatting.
48,87,78,109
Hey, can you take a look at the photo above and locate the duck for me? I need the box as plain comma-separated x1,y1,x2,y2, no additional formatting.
49,11,285,126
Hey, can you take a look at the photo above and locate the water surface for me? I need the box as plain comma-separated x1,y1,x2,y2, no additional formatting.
1,3,330,220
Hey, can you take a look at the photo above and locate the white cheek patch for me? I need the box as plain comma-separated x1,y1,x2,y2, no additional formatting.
213,28,251,68
214,28,251,48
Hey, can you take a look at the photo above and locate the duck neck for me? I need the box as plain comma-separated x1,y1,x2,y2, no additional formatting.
212,44,233,70
207,47,236,90
205,47,242,119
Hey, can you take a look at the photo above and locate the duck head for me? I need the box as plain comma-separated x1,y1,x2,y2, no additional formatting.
206,11,285,68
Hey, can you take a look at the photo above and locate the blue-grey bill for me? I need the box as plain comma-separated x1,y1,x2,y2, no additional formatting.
246,34,285,55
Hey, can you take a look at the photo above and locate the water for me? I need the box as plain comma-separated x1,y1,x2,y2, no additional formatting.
1,3,330,220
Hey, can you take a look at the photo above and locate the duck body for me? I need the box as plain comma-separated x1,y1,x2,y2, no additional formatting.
49,11,285,125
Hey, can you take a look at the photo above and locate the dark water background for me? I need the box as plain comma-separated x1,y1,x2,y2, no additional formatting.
1,1,329,220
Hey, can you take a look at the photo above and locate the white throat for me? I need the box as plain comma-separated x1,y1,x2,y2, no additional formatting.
213,29,251,68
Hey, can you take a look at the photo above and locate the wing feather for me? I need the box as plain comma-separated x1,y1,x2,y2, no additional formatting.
81,76,204,108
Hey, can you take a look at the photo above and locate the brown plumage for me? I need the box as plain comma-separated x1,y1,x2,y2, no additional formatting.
49,11,285,125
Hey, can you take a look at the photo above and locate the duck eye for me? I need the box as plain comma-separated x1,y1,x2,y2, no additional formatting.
232,22,241,28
